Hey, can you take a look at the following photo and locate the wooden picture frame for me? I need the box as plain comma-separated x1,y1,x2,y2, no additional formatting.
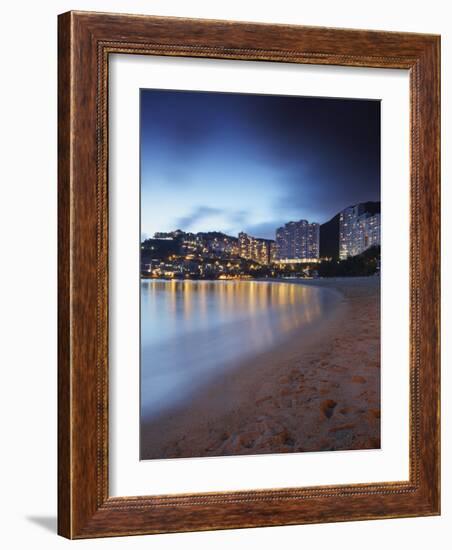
58,10,440,539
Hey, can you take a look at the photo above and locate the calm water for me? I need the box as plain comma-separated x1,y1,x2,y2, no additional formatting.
140,280,340,420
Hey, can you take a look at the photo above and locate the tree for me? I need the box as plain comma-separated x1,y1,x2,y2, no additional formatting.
317,246,380,277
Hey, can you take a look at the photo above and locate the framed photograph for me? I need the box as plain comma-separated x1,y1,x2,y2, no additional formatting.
58,11,440,538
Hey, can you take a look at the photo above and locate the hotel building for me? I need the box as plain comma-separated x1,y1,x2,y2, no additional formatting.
339,205,381,259
238,232,276,265
275,220,320,263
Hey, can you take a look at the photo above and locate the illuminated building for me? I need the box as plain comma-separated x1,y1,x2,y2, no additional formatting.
339,205,381,259
275,220,320,261
270,241,277,263
153,231,178,240
238,232,275,265
206,235,239,256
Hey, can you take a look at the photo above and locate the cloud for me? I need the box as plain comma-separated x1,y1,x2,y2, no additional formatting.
242,221,287,240
174,206,223,230
141,90,380,233
174,206,256,234
274,167,380,224
228,210,248,225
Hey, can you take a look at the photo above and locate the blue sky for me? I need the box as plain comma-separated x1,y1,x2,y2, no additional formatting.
140,89,380,240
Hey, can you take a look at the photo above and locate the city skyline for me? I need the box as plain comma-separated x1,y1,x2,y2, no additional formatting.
141,89,380,240
142,200,380,274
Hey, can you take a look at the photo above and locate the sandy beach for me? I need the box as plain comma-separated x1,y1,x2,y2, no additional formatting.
140,276,380,459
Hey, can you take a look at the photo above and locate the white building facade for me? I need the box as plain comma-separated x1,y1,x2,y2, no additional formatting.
339,205,380,260
275,220,320,262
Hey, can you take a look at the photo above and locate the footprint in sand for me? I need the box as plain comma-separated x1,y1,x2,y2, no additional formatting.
320,399,337,419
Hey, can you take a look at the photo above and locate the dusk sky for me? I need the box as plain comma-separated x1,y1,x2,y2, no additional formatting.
140,89,380,241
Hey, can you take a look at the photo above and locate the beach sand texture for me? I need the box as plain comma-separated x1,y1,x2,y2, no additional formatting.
140,277,380,459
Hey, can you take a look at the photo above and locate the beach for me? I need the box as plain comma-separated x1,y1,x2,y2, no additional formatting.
140,276,380,459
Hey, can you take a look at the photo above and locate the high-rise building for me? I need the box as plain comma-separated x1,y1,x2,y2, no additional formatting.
238,232,275,265
269,241,277,264
339,205,381,259
275,220,320,262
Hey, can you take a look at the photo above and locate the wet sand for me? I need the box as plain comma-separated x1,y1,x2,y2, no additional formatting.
140,276,380,459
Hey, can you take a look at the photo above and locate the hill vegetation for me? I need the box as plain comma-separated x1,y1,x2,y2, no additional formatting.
317,245,380,277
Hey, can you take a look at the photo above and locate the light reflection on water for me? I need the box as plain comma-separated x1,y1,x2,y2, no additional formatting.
141,280,340,420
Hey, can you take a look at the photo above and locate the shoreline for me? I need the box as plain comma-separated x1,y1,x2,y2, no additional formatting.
140,276,380,460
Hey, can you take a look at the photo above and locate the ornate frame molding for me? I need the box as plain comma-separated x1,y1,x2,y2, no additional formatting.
58,11,440,538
